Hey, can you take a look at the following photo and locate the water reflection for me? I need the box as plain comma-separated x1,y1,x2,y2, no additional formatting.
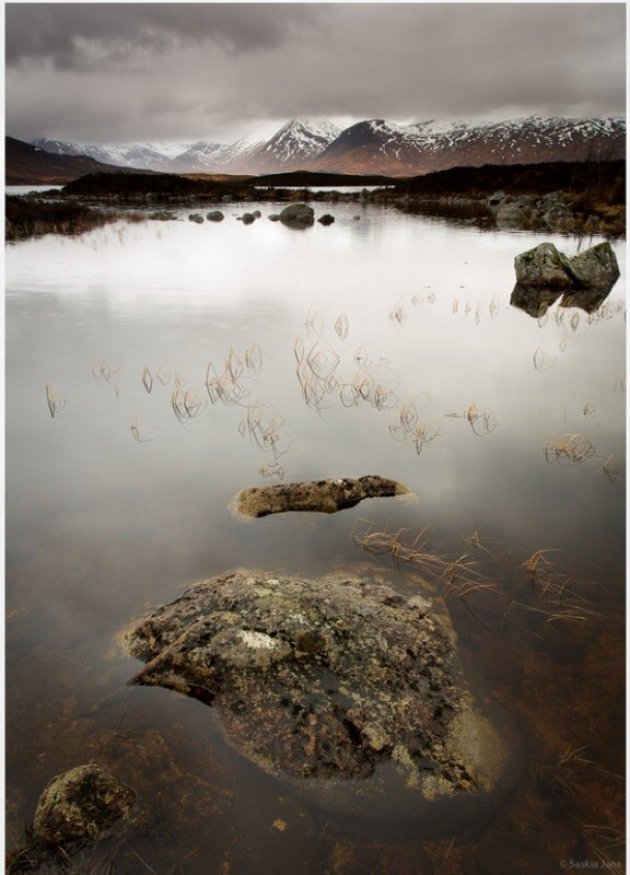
511,282,615,317
5,205,626,873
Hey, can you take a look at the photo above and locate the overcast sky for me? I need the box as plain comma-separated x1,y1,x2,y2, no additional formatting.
5,2,627,145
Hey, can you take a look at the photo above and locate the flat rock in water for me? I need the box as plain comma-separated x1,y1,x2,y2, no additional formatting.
236,475,409,517
33,763,135,845
125,570,510,819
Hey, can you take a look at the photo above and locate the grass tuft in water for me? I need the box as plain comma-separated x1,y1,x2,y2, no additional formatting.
45,384,67,419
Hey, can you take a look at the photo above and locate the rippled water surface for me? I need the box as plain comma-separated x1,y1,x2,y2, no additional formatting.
5,203,626,874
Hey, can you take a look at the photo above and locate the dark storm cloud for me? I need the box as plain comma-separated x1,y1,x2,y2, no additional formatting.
5,3,626,144
5,3,325,68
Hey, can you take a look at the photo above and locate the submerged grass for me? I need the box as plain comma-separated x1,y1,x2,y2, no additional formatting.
353,520,615,638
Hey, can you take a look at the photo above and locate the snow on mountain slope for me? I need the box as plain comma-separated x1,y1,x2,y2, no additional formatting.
32,138,197,172
311,116,626,175
32,116,625,177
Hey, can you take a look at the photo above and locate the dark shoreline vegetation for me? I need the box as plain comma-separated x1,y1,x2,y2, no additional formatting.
4,196,145,242
6,159,625,240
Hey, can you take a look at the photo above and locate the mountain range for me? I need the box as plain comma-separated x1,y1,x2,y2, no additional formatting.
19,115,628,180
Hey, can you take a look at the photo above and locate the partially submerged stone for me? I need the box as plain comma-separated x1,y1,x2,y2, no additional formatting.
514,243,574,290
279,203,315,228
514,241,619,296
206,210,224,222
188,213,204,224
148,210,177,221
318,213,335,225
126,571,509,812
33,763,135,846
236,475,409,517
564,241,620,291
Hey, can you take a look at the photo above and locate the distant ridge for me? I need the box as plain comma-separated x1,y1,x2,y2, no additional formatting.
6,136,150,184
13,115,626,182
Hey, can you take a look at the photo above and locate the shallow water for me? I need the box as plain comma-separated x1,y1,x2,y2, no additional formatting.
5,203,626,873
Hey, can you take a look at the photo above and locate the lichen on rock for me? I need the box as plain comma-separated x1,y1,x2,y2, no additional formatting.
125,570,509,807
235,475,409,517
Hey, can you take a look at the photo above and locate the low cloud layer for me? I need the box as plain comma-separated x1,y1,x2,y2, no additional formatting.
6,3,626,144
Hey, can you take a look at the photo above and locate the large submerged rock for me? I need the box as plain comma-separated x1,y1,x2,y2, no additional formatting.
236,475,409,517
126,571,511,820
33,763,135,846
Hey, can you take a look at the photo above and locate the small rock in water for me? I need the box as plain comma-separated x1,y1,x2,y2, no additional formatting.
318,214,335,225
268,214,280,222
206,210,225,222
241,212,256,225
188,213,204,224
33,763,135,845
148,210,177,221
236,475,409,517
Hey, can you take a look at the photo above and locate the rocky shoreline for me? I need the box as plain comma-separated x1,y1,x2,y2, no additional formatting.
6,157,625,240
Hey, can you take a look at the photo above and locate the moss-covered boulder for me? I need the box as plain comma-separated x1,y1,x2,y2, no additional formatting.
125,570,512,820
514,243,574,289
33,763,135,846
565,241,620,291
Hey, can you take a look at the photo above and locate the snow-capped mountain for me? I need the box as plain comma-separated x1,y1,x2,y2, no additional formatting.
310,116,626,175
32,116,625,177
255,119,342,169
32,138,197,172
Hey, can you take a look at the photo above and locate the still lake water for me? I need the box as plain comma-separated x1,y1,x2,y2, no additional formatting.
5,202,626,874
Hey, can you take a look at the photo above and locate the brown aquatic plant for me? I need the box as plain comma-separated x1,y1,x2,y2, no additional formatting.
388,300,407,328
465,403,497,436
544,433,595,465
45,384,67,418
91,361,119,383
154,367,171,386
258,463,285,481
171,387,207,424
240,405,292,459
141,367,153,394
130,415,154,443
602,454,623,483
533,346,555,370
244,344,263,376
334,313,349,340
304,304,324,338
